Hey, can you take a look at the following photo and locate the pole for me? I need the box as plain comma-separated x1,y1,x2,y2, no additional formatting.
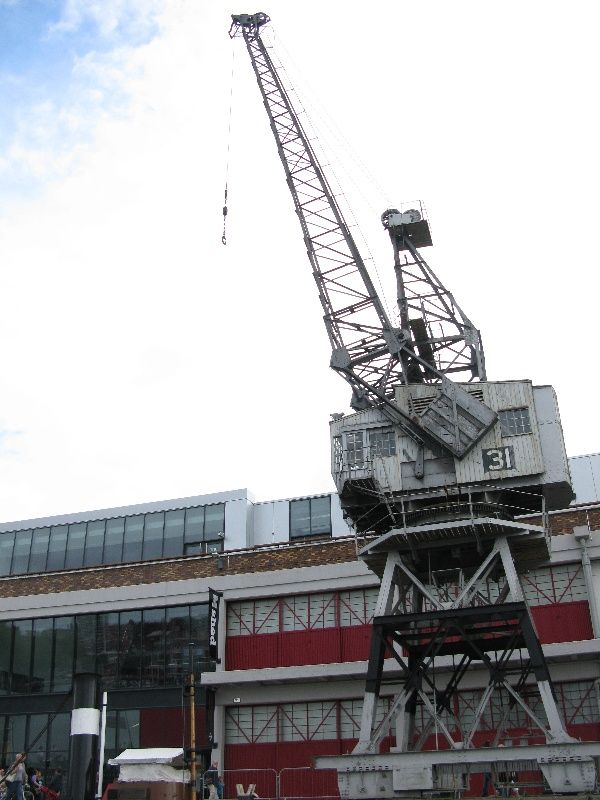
66,673,100,800
95,692,108,800
189,672,196,800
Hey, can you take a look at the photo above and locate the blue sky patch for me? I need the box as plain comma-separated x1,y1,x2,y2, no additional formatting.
0,0,162,204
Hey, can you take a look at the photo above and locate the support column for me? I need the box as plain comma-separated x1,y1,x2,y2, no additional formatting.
574,527,600,637
66,673,100,800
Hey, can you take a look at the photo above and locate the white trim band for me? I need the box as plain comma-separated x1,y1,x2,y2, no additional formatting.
71,707,100,736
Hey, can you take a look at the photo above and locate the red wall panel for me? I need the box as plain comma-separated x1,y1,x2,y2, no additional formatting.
225,740,342,771
567,722,600,741
225,742,278,770
226,626,377,670
340,625,371,662
226,632,280,670
531,601,592,644
140,707,207,748
226,600,594,671
279,629,341,667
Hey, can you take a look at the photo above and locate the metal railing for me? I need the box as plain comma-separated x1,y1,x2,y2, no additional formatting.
205,761,548,800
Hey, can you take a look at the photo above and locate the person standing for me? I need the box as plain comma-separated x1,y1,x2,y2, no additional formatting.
46,769,62,799
481,741,493,797
204,763,223,800
5,754,27,800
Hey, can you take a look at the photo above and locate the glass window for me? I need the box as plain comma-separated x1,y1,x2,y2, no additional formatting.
31,618,53,694
290,499,311,538
48,712,70,757
227,598,279,637
251,705,277,743
11,529,32,575
163,510,185,558
142,512,164,560
310,497,331,535
204,504,225,537
11,620,32,693
105,710,118,756
165,606,189,686
226,706,254,744
27,714,48,766
0,531,15,576
74,615,95,674
65,523,86,569
308,701,337,739
104,518,125,564
560,681,599,725
190,604,210,671
142,608,165,687
282,594,336,631
28,527,50,573
499,407,532,436
84,520,105,567
205,540,224,554
47,526,68,571
290,497,331,538
333,436,343,472
6,714,26,756
369,428,396,458
346,431,364,467
0,621,13,696
340,698,363,739
118,610,142,688
185,507,204,543
97,612,119,688
339,587,379,627
281,702,339,742
123,516,143,563
54,616,75,691
184,543,204,556
117,709,140,750
225,705,278,744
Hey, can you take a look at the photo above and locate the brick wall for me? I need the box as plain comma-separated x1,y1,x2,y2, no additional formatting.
549,507,600,535
1,505,596,601
0,537,365,598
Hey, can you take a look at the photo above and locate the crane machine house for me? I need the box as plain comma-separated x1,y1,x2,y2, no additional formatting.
228,11,600,798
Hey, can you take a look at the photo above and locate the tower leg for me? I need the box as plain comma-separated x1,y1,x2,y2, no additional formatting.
497,537,575,743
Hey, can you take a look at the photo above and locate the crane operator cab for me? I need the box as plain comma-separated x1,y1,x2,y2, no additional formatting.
330,379,573,533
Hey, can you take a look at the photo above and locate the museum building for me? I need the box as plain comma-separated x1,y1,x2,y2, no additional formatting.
1,453,600,795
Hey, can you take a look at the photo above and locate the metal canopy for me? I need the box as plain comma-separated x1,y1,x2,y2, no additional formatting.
359,517,550,577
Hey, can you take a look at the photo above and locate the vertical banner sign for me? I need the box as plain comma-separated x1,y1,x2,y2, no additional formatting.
208,588,222,661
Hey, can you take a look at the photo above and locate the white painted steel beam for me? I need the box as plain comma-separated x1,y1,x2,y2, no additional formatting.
316,740,600,772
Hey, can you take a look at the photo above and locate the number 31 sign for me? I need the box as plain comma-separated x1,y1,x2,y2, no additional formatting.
482,446,516,472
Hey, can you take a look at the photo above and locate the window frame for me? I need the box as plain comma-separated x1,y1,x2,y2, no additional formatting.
368,427,397,458
498,407,532,437
289,495,332,540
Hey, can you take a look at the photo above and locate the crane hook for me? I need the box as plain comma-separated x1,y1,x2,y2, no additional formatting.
221,187,228,246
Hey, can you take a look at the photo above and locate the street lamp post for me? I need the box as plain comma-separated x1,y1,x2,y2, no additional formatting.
187,643,198,800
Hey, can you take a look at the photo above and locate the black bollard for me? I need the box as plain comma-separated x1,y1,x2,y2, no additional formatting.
66,673,100,800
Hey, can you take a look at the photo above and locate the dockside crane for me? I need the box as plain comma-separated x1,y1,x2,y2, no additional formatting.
230,11,600,797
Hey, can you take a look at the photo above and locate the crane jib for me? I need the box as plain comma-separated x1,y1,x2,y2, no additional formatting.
230,12,496,460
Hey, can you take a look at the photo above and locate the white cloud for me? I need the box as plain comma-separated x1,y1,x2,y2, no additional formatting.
49,0,163,39
0,0,599,522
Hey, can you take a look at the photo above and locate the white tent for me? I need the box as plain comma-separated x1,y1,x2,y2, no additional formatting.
108,748,190,783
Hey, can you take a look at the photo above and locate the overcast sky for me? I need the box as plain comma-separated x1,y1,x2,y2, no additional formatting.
1,0,599,522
